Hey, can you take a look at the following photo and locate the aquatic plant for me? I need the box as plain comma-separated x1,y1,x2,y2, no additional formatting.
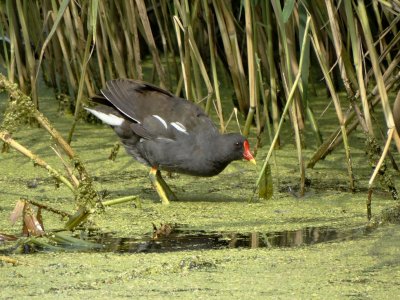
0,0,399,217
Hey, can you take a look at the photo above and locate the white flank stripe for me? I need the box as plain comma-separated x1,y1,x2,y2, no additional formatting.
152,114,168,129
171,122,188,134
85,108,124,126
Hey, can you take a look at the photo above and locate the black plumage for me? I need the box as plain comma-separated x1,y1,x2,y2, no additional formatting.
86,79,255,203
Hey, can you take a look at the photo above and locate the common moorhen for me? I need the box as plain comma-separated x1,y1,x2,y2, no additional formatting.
86,79,256,204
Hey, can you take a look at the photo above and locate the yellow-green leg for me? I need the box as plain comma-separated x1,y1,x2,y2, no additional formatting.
156,170,178,201
149,168,177,204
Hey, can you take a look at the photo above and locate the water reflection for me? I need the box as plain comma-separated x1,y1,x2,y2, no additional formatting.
89,225,372,253
1,225,373,254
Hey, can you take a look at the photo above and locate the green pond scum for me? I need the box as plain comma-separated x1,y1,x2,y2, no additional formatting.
1,83,400,298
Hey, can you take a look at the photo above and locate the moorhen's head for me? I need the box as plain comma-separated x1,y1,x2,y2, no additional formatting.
212,133,256,166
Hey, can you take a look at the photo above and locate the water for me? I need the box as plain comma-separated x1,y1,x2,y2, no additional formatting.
1,224,375,254
84,224,373,253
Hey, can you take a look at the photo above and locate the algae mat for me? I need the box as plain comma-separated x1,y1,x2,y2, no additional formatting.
1,86,399,298
1,226,400,299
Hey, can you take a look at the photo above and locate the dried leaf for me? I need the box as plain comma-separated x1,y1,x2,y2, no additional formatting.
10,200,26,225
37,207,44,232
152,223,173,239
0,233,18,242
23,204,44,236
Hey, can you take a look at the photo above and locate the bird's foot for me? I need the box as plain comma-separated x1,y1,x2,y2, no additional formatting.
149,168,178,204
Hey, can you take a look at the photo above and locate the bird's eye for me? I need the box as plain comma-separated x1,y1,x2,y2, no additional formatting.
235,142,240,147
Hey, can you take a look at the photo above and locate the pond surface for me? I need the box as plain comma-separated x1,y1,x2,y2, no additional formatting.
95,225,359,253
0,82,399,298
1,224,373,254
83,225,375,253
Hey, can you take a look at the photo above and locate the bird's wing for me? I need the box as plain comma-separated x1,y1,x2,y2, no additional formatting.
100,79,218,140
100,79,173,123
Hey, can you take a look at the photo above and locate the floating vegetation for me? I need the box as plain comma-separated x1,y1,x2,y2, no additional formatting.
0,0,399,244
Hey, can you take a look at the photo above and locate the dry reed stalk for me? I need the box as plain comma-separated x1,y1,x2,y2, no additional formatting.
310,18,355,191
358,0,395,130
242,0,256,138
15,0,38,108
256,16,311,189
135,0,166,87
271,0,306,195
0,131,75,192
67,0,98,143
6,0,26,92
307,61,400,168
213,0,248,113
203,0,223,129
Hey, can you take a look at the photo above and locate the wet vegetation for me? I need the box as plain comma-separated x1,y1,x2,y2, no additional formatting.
0,0,400,298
